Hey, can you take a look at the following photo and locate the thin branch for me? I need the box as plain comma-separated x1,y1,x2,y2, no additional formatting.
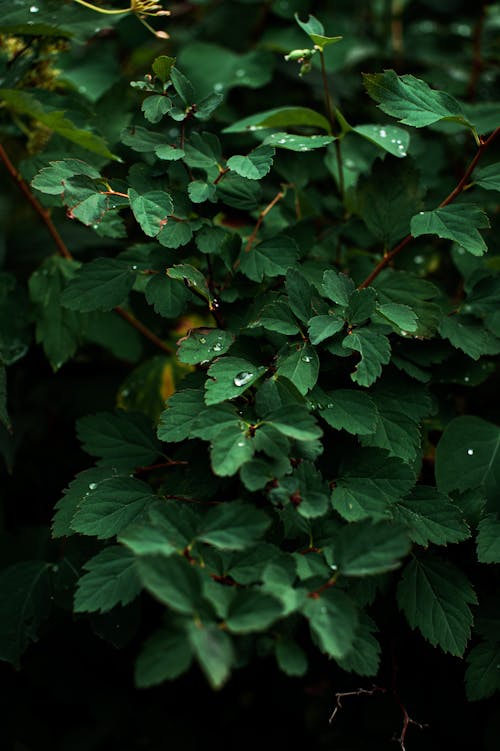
358,126,500,289
0,144,72,260
0,143,173,355
329,685,387,724
245,188,286,252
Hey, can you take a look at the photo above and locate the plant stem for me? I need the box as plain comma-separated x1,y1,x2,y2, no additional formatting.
72,0,131,14
319,49,344,197
0,143,173,355
358,125,500,289
244,187,286,252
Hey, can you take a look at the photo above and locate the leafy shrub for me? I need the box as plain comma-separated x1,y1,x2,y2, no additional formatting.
1,1,499,748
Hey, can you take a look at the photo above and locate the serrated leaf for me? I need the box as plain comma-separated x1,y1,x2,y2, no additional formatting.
252,300,300,335
322,269,355,306
157,389,205,442
336,521,410,576
397,554,477,656
346,288,377,325
439,315,500,360
205,357,266,405
239,236,299,282
145,274,189,319
76,410,160,469
226,589,282,633
319,390,377,436
362,70,474,130
135,628,193,688
137,555,203,614
224,106,331,134
158,220,193,249
0,561,50,666
352,124,409,157
377,303,418,332
465,641,500,700
271,461,329,518
198,502,269,551
411,205,490,256
141,94,172,123
71,476,156,539
189,623,234,689
209,425,255,476
373,270,442,337
177,329,234,365
394,487,470,546
74,546,141,613
275,638,308,676
167,264,211,304
265,132,334,151
476,514,500,563
308,315,344,344
32,159,100,195
61,258,136,312
152,55,176,84
342,328,391,388
128,188,173,237
475,163,500,192
276,343,319,395
304,589,358,659
435,416,500,505
332,448,415,522
336,614,381,676
266,404,322,441
188,180,217,203
227,145,275,180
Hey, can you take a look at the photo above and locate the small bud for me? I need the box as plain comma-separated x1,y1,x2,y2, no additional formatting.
284,48,314,62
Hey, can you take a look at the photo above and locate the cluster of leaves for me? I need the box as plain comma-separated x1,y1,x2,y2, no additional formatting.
1,0,500,740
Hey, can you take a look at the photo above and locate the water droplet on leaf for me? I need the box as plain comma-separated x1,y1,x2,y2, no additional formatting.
233,371,254,387
89,482,98,490
467,448,474,456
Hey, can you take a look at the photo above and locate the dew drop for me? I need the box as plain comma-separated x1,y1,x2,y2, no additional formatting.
401,331,409,337
300,146,310,152
464,376,470,383
89,482,98,490
233,371,254,387
212,341,223,352
379,129,387,138
213,82,224,92
237,441,245,447
302,355,312,363
30,5,39,12
132,264,138,270
320,606,327,614
248,125,257,131
414,255,424,264
235,69,246,78
467,448,474,456
199,337,206,344
52,564,59,573
278,138,287,144
330,564,338,571
419,211,425,215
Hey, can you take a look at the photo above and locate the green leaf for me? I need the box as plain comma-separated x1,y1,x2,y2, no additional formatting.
305,590,358,659
205,357,266,405
476,514,500,563
346,288,377,325
28,256,81,371
276,343,319,395
275,638,308,677
74,546,141,614
266,404,322,441
376,303,418,333
322,269,355,307
227,145,275,180
226,589,282,633
294,13,343,49
135,628,193,688
31,159,100,195
209,424,255,476
224,106,332,135
158,220,194,249
411,205,490,257
152,55,176,84
271,461,329,518
188,180,217,204
128,188,173,237
167,264,212,305
336,614,381,676
394,487,470,546
336,521,411,576
362,70,474,130
157,389,205,442
342,328,391,388
308,315,344,344
137,555,203,614
70,476,156,539
465,641,500,701
141,94,172,124
397,554,477,656
145,274,189,319
198,502,269,550
177,329,234,365
475,163,500,192
76,410,160,470
252,300,300,335
188,623,234,689
264,132,334,151
332,448,415,521
0,561,50,666
435,416,500,505
61,258,136,312
239,236,300,282
357,158,423,247
439,315,500,360
352,124,409,158
319,389,378,436
0,88,117,159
